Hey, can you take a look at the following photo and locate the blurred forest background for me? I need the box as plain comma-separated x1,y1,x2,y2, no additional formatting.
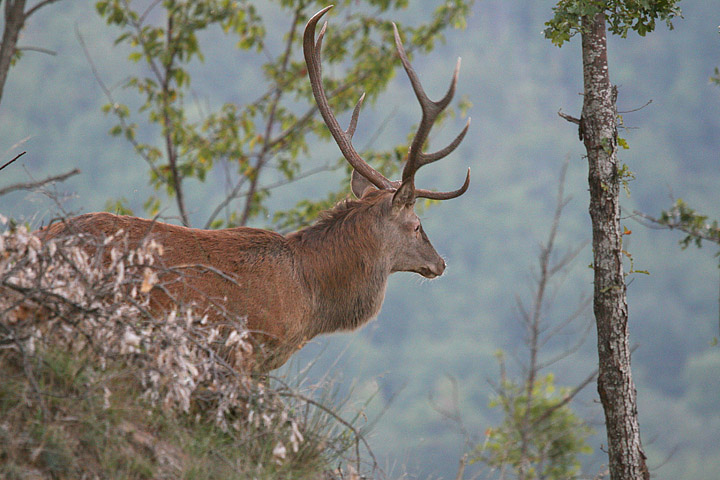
2,0,719,478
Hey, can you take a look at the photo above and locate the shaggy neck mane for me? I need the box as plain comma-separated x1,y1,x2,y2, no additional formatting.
288,193,390,336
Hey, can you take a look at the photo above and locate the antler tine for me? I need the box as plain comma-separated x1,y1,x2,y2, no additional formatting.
415,168,471,200
304,6,393,190
346,92,366,139
420,116,471,166
392,22,470,200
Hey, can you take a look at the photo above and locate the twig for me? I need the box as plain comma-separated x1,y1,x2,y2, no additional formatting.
15,45,56,55
270,374,382,478
138,0,162,24
75,24,165,188
558,109,581,125
155,12,190,226
530,343,639,429
0,320,52,420
0,0,62,105
618,99,652,114
648,444,679,472
20,342,51,420
0,151,25,172
536,311,593,370
0,167,80,197
633,209,720,245
238,5,304,227
204,161,339,229
455,453,468,480
530,367,598,429
24,0,63,19
429,375,475,453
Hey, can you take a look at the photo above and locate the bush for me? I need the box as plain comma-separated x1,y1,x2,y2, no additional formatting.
0,218,376,478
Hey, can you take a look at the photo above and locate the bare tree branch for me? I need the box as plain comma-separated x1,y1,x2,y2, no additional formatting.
15,45,56,55
0,151,25,172
238,4,304,227
558,108,581,124
0,167,80,197
24,0,62,19
618,99,652,114
204,161,338,229
75,25,165,184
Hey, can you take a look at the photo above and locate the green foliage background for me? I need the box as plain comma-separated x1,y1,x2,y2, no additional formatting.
2,0,720,478
477,367,593,479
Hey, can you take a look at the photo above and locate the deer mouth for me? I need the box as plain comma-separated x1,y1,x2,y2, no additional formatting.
417,267,440,279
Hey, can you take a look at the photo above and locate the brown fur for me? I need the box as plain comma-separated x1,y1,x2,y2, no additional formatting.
39,189,445,370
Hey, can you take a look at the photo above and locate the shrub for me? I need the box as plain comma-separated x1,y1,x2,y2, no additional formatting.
0,218,375,478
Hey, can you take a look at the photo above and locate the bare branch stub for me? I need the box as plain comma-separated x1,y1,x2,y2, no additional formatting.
0,151,26,172
557,109,580,125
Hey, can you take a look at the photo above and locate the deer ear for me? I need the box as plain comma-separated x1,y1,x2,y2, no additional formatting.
391,179,415,210
351,169,377,198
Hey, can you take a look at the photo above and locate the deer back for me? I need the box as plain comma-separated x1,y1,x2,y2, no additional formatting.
41,212,312,368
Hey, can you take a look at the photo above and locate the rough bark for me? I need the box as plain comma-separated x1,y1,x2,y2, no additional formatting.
0,0,27,106
1,0,61,108
580,12,649,480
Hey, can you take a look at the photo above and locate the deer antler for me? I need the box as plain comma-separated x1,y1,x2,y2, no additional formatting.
304,6,393,191
392,23,471,200
303,6,470,201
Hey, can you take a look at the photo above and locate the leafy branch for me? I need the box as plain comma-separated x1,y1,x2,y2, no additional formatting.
635,199,720,252
93,0,473,229
544,0,681,47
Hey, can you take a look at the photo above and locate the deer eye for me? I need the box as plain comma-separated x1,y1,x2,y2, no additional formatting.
414,224,421,233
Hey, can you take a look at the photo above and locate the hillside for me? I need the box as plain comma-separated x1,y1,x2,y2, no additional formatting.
0,225,373,478
2,0,720,478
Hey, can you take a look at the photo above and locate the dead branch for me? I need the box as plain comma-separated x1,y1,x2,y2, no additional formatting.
0,151,25,172
558,109,581,125
15,45,56,55
0,167,80,197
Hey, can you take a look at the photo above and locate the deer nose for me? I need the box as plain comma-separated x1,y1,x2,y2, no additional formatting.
438,258,446,275
433,257,446,277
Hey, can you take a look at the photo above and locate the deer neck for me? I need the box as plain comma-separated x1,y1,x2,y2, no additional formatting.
288,212,390,337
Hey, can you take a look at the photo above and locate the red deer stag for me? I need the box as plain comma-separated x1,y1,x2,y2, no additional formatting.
40,5,470,371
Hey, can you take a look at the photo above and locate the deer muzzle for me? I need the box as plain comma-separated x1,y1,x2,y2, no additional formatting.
419,257,446,279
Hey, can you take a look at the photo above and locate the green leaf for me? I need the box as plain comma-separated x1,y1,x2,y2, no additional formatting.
97,0,474,228
105,197,134,216
545,0,682,47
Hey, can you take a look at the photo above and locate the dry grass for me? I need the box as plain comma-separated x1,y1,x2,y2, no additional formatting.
0,220,378,479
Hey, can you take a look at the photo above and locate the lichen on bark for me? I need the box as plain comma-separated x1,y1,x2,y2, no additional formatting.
580,11,649,480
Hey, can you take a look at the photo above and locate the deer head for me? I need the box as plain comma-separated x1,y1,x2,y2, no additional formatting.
303,5,471,279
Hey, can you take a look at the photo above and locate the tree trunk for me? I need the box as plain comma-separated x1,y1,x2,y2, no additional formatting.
580,12,649,480
0,0,27,107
